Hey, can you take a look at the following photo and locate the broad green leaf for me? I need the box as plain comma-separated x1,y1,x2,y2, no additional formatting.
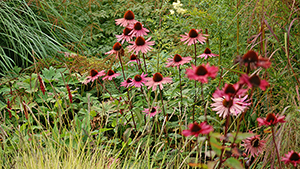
224,157,243,169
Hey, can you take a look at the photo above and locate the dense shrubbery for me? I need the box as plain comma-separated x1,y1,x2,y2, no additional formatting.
1,0,300,168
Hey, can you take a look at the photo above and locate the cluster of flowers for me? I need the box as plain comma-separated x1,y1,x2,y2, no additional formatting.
80,10,299,168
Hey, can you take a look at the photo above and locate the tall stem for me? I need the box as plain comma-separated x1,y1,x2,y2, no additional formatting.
193,43,197,122
217,113,230,169
159,88,166,118
117,52,126,80
142,53,148,74
97,79,113,98
179,66,183,114
272,127,283,169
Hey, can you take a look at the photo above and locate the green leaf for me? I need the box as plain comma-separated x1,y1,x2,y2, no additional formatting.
210,137,222,156
224,157,243,169
90,110,97,117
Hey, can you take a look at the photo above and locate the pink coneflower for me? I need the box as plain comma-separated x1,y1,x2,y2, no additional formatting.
145,73,172,91
115,10,138,27
127,54,140,65
198,48,219,59
182,122,213,137
180,29,208,46
241,50,271,69
127,36,155,54
281,151,300,167
243,134,266,157
116,27,134,44
132,73,147,88
143,106,161,117
257,113,285,126
121,78,133,88
84,69,106,84
166,54,192,69
128,22,149,37
105,42,123,58
213,83,248,101
102,69,121,81
239,74,269,91
211,95,249,119
185,63,218,83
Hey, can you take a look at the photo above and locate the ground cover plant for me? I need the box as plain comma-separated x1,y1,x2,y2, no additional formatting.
0,0,300,168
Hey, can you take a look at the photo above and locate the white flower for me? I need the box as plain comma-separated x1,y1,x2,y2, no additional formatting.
170,9,175,15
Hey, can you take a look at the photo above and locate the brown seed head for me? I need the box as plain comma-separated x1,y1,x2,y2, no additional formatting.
113,42,122,51
90,69,99,77
134,75,142,82
249,75,261,87
250,138,260,147
107,69,115,76
204,48,212,54
243,50,258,63
191,123,201,132
173,54,182,62
124,10,135,20
290,152,300,161
225,84,236,95
134,22,142,30
123,27,132,35
135,36,145,46
130,54,137,60
188,29,198,38
266,113,276,123
153,73,163,82
196,65,208,76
